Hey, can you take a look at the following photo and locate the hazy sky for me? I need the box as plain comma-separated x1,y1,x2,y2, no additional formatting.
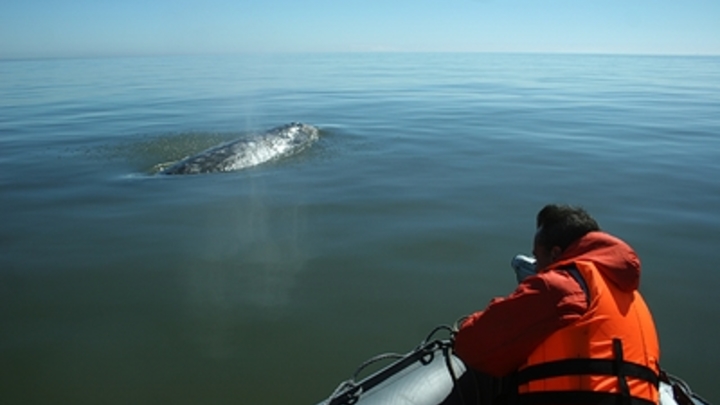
1,0,719,59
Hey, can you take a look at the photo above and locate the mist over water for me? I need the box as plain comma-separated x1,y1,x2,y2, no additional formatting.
1,53,719,404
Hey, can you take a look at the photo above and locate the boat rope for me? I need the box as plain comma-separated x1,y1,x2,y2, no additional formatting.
443,342,468,405
352,352,405,382
420,324,456,346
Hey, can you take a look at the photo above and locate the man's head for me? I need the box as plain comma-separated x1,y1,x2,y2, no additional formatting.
533,204,600,270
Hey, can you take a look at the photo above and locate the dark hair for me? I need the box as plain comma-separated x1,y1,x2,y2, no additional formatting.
535,204,600,250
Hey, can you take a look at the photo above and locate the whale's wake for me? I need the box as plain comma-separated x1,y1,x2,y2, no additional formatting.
159,122,320,175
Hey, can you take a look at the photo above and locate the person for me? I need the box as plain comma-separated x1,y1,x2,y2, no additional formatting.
454,204,661,405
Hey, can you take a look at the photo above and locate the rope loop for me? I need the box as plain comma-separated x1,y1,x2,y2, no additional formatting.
351,352,405,382
420,324,456,347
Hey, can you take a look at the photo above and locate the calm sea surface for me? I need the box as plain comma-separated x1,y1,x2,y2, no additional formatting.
1,53,719,404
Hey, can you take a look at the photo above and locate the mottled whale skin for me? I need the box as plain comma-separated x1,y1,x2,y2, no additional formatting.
161,122,319,175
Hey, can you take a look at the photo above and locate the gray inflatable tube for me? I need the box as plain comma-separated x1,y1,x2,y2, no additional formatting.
316,338,473,405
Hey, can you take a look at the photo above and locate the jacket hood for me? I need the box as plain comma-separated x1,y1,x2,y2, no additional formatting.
552,231,641,292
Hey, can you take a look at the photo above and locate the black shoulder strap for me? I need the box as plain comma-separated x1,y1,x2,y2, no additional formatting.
558,263,590,306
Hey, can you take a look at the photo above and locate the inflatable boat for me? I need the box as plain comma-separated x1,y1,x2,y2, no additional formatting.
314,326,711,405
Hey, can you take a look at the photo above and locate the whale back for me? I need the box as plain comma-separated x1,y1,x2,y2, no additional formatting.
161,122,319,175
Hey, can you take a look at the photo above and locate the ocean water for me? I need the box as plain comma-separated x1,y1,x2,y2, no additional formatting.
1,53,719,404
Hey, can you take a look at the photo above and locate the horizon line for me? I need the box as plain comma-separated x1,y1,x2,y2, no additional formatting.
3,49,720,62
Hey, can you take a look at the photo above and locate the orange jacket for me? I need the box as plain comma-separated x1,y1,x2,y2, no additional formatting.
515,237,660,405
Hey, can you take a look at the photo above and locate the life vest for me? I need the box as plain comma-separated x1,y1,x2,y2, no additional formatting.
514,260,660,405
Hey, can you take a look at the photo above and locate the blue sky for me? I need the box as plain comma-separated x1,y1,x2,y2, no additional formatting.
1,0,719,59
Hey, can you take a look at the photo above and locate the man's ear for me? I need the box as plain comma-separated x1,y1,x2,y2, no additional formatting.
550,246,563,261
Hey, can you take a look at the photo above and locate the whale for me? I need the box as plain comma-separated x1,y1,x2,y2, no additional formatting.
160,122,320,175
